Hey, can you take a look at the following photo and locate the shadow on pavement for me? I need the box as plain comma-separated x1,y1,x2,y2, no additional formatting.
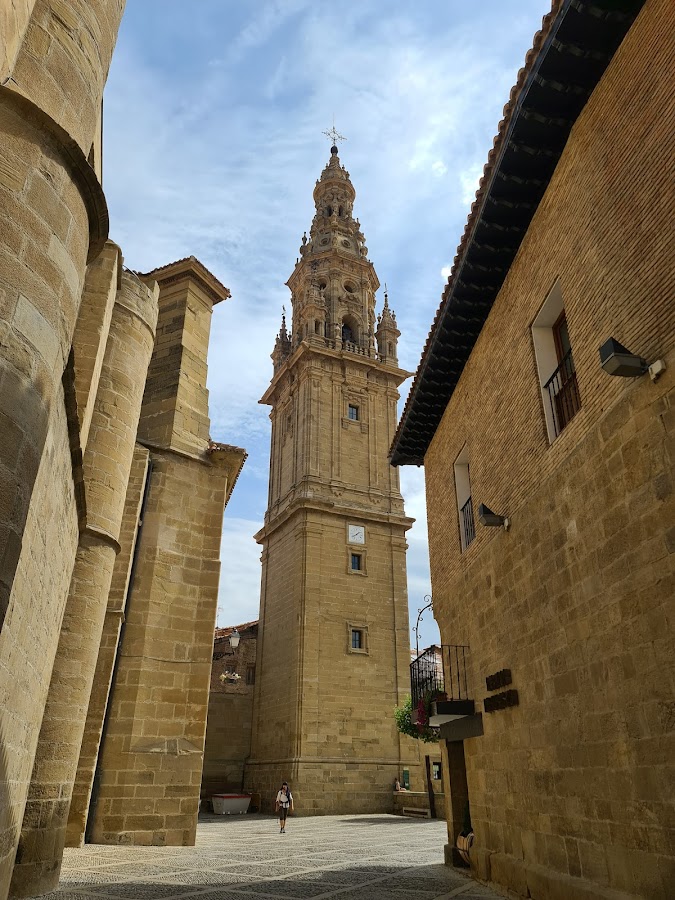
44,862,485,899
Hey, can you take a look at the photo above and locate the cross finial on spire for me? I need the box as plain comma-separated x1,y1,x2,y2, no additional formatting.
322,119,346,154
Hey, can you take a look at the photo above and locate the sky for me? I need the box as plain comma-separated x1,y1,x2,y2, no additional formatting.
104,0,548,651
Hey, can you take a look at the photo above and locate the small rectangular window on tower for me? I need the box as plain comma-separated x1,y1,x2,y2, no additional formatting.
347,622,369,654
350,553,362,571
348,404,359,421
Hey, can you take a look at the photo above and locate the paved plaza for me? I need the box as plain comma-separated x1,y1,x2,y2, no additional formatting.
43,814,503,900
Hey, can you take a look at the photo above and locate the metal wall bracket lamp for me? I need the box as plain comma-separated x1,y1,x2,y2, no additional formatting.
478,504,510,531
599,338,666,382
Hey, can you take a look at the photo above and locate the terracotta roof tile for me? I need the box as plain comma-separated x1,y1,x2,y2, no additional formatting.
215,620,259,640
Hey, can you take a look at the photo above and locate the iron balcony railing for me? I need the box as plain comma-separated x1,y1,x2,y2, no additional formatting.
544,349,581,438
410,644,470,708
460,496,475,549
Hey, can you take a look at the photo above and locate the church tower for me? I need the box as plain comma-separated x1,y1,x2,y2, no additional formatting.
246,141,416,813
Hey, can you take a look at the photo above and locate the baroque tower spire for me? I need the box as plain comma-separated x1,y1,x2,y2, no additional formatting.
286,140,378,355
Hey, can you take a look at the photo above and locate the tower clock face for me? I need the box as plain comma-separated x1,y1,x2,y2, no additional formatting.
348,524,365,544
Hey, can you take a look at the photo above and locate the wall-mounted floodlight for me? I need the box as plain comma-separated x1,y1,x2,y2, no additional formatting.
478,504,510,530
599,338,666,382
599,338,647,377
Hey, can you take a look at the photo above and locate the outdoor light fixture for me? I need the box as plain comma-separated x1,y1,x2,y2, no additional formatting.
228,628,241,650
599,338,648,377
478,504,510,530
598,336,667,384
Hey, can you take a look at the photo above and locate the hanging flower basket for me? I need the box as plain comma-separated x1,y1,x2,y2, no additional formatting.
416,689,446,733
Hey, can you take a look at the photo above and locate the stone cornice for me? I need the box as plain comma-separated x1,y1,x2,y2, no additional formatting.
254,496,414,543
261,341,412,405
207,441,248,504
140,256,231,305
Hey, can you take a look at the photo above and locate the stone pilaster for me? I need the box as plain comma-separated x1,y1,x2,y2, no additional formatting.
9,272,158,898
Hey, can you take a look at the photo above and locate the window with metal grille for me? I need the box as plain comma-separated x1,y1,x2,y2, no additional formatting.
532,282,581,442
454,446,474,552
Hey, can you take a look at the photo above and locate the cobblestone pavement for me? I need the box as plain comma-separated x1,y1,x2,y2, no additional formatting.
43,814,503,900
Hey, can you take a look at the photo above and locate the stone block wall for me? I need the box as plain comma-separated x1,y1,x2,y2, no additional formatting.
0,1,37,82
9,271,158,898
0,391,79,897
0,3,245,894
248,507,418,814
423,4,675,898
0,4,125,886
84,261,242,847
88,451,229,846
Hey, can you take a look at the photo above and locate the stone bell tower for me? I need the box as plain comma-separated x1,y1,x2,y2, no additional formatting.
246,140,416,813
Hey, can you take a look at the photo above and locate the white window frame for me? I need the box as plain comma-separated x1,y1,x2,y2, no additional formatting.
454,445,473,552
532,280,568,443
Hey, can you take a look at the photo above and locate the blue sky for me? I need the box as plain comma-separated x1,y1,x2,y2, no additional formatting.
104,0,548,650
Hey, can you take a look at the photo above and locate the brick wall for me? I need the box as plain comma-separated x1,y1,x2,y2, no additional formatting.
423,3,674,898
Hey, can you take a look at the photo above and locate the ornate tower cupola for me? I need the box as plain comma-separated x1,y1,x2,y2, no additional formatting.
376,287,400,364
288,136,377,353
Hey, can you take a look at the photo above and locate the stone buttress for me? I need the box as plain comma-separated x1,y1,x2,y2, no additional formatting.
0,4,125,898
84,258,246,846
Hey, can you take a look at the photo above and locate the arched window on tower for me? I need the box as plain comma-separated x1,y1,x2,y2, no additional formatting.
388,342,394,356
315,320,322,335
341,316,359,345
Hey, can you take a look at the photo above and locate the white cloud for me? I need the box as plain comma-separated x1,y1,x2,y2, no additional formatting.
217,518,262,628
459,162,484,207
440,265,452,280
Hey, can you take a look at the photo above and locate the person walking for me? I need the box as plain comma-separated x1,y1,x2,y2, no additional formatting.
275,782,293,833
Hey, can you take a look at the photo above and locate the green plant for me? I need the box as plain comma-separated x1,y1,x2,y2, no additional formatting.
394,695,439,743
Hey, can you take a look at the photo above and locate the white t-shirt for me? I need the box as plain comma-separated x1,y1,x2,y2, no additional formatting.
276,790,293,807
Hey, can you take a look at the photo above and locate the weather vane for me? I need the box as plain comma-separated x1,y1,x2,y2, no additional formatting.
322,119,346,147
